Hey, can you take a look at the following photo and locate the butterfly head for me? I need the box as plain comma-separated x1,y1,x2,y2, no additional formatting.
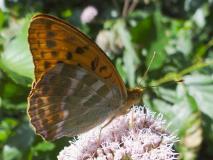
127,87,143,105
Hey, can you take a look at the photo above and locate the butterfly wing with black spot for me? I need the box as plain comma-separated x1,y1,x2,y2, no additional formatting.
28,63,124,140
28,14,127,100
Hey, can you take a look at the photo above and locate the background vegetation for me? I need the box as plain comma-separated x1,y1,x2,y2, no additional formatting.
0,0,212,159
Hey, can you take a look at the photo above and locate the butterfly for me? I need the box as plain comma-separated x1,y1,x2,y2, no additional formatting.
27,14,143,140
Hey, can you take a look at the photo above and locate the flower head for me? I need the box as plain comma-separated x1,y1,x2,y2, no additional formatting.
58,106,178,160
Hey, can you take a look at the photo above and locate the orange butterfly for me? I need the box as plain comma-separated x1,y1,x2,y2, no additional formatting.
27,14,143,140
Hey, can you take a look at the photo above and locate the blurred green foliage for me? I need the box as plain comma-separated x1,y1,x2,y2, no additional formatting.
0,0,212,160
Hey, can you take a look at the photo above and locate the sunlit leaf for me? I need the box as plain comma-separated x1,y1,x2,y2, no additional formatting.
0,15,33,86
116,58,127,83
115,20,139,87
3,145,22,160
150,84,200,132
34,141,55,152
0,10,5,29
185,75,213,119
192,7,206,28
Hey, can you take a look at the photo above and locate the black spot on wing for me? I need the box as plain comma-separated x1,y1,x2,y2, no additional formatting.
46,31,56,38
66,52,72,60
75,46,89,54
91,56,99,71
46,40,56,48
99,65,107,72
41,51,45,58
57,61,64,64
75,47,84,54
51,51,58,57
44,61,50,69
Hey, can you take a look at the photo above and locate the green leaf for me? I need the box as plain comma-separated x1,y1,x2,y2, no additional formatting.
185,74,213,119
192,7,206,28
154,87,177,103
1,118,18,128
150,84,200,132
0,130,8,142
0,15,33,86
116,58,127,83
3,145,22,160
34,141,55,152
131,15,156,47
176,24,193,55
1,99,27,110
0,118,18,142
0,10,5,29
61,9,73,18
115,20,139,87
145,11,167,70
7,122,34,150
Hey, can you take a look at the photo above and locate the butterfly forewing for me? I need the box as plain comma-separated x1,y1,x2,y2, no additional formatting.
28,14,127,99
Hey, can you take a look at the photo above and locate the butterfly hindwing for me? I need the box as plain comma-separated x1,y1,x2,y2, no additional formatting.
28,63,124,140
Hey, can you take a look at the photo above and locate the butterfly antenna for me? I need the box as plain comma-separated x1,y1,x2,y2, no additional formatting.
137,51,184,90
143,51,156,79
138,51,157,88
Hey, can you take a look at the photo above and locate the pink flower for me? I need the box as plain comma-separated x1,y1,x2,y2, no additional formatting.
80,6,98,24
58,106,178,160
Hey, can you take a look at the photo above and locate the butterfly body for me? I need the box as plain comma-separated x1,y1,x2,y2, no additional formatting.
28,14,143,140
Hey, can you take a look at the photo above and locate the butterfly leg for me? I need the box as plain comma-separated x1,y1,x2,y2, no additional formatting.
97,114,117,145
129,108,134,129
